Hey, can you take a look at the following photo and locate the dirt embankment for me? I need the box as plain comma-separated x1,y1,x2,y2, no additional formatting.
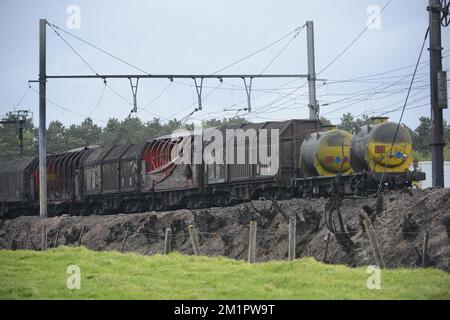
1,188,449,272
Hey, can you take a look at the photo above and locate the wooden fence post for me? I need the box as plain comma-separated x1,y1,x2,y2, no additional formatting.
361,212,385,269
248,221,257,264
54,229,60,248
422,230,429,268
322,232,332,263
41,225,47,251
120,228,129,253
288,217,296,261
164,228,172,255
7,229,16,250
78,225,85,247
376,194,384,214
188,225,201,256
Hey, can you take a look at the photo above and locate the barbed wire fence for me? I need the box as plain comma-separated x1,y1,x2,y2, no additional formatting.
1,194,448,269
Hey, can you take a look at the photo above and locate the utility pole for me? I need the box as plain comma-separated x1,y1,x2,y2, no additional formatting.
306,21,318,120
39,18,47,217
428,0,447,187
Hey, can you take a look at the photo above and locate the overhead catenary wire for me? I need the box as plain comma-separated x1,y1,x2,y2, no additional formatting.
168,82,226,120
47,21,171,121
137,82,174,115
259,24,306,75
104,83,166,120
11,86,31,111
46,20,310,124
47,22,99,76
243,69,428,119
45,18,430,125
320,63,430,117
188,78,304,122
320,79,430,111
318,0,392,75
47,22,151,75
192,79,308,122
322,50,449,85
39,17,441,127
29,85,107,123
353,93,430,118
88,80,107,117
208,48,443,121
211,24,306,75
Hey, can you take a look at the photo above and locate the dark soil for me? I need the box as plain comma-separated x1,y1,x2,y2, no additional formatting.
1,188,449,272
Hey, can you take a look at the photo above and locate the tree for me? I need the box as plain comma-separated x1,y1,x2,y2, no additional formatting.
65,118,102,148
202,117,248,129
114,117,146,144
47,121,66,153
337,113,370,133
412,116,432,156
319,117,332,126
3,113,446,162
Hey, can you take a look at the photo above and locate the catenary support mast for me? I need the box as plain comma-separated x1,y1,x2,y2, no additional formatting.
39,19,47,217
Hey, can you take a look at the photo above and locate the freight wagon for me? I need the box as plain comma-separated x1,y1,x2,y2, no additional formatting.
0,118,425,218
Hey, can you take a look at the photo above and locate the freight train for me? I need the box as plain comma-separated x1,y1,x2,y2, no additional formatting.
0,118,425,218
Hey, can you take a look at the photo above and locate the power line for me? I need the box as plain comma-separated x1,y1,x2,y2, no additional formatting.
216,51,438,121
11,86,31,111
322,50,449,85
45,21,311,125
168,81,231,120
88,80,107,117
29,85,107,123
104,83,165,120
47,22,99,75
318,0,392,75
47,22,172,121
321,63,430,117
378,101,430,117
377,27,429,194
320,81,429,108
47,22,150,75
259,25,306,74
137,82,173,115
351,93,430,118
190,78,304,121
211,24,306,75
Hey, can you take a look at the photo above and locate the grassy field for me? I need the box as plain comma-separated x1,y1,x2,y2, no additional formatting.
0,247,449,299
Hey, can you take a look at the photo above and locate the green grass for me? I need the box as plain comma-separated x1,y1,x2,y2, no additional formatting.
0,247,449,299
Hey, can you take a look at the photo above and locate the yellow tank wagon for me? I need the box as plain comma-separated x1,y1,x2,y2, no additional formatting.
300,126,353,177
349,117,413,174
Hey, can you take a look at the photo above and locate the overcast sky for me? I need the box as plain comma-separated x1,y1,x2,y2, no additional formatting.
0,0,448,129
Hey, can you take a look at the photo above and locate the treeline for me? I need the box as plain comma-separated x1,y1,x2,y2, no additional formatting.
0,115,247,161
0,112,449,161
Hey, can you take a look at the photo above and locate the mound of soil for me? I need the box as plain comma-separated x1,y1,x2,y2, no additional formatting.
1,188,449,272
